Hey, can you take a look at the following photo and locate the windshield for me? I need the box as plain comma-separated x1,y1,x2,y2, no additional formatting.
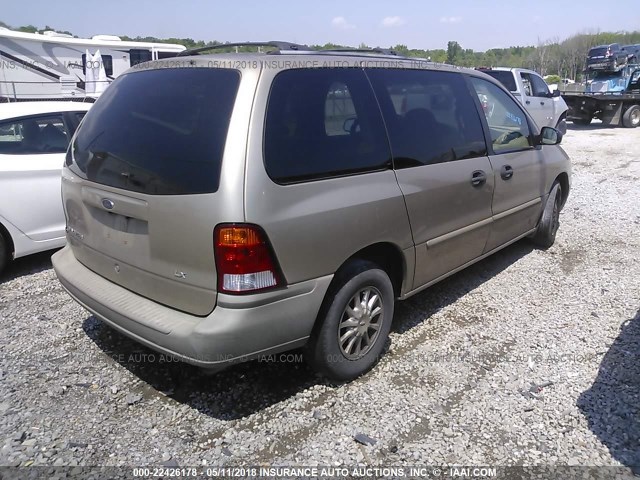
70,68,240,195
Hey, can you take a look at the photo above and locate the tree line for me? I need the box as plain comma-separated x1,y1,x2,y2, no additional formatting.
2,20,638,80
382,31,640,80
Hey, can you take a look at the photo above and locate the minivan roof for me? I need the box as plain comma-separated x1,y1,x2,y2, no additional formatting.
177,42,406,58
132,51,491,78
124,52,515,97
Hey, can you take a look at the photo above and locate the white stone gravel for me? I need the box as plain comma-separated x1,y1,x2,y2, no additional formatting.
0,122,639,472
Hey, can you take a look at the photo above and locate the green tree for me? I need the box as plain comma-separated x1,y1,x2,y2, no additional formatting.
446,41,461,64
17,24,38,33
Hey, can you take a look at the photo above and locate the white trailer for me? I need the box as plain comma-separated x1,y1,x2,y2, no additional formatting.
0,28,186,101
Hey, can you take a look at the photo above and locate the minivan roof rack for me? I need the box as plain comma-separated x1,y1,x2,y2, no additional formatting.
320,47,400,56
177,41,309,56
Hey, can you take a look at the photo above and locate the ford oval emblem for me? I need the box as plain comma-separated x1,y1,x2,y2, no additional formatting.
101,198,115,210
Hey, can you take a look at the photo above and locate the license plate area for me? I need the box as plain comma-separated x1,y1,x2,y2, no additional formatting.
89,206,149,254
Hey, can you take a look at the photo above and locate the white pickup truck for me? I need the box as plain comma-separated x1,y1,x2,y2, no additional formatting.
477,67,569,134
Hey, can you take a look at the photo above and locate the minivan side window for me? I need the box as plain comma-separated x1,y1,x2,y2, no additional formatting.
366,69,487,167
0,115,69,154
264,69,391,183
470,77,532,153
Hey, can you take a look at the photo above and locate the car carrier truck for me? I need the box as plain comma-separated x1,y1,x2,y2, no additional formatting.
560,64,640,127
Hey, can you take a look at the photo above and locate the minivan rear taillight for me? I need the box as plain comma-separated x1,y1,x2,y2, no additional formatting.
214,224,283,294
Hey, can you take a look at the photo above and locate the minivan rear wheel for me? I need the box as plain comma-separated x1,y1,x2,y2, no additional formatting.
531,182,562,249
305,260,394,381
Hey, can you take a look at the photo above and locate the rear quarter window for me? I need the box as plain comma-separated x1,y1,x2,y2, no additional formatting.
264,68,391,183
71,68,240,195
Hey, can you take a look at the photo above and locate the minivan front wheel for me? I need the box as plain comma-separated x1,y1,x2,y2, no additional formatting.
305,260,394,381
531,182,562,249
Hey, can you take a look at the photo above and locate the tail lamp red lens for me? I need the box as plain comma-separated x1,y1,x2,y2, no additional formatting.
214,224,282,293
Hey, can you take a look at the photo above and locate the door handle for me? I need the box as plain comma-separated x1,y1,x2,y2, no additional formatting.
501,165,514,180
540,101,545,105
525,100,531,105
471,170,487,187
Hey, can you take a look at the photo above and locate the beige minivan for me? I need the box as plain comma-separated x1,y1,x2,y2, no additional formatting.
53,44,571,381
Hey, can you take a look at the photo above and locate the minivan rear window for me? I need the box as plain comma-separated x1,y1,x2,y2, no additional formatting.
70,68,240,195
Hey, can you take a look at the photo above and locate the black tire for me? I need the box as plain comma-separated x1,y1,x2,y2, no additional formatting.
622,105,640,128
305,260,394,381
0,232,8,276
531,182,562,249
573,116,592,126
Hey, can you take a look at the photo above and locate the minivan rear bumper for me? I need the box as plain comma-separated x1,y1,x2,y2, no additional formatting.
52,246,333,368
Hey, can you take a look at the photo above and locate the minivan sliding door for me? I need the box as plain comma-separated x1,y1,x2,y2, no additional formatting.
366,69,493,288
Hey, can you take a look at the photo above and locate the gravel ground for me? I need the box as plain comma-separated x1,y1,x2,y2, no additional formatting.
1,122,639,474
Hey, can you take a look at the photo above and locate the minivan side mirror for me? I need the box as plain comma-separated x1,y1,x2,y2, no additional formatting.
552,89,562,97
539,126,562,146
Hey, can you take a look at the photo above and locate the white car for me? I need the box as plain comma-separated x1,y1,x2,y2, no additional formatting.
0,101,92,274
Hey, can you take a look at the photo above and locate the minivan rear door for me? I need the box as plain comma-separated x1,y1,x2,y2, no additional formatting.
63,66,243,315
245,67,414,291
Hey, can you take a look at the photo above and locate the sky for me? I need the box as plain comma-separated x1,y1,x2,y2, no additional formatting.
2,0,640,51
